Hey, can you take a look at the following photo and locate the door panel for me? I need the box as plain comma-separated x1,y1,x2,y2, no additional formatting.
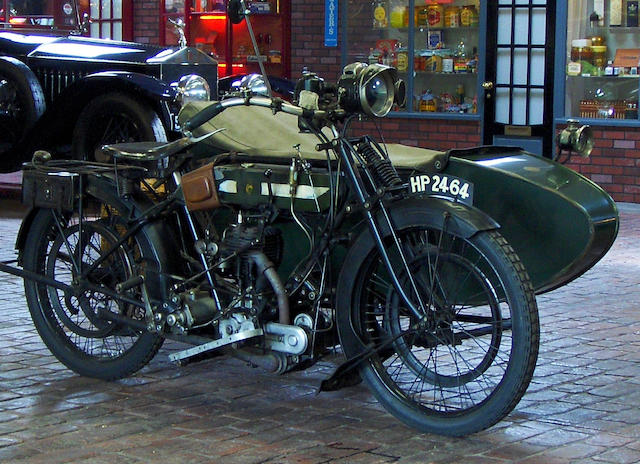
483,0,555,157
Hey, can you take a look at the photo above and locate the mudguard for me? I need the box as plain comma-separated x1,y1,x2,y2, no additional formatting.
9,71,176,168
15,176,182,302
394,146,619,294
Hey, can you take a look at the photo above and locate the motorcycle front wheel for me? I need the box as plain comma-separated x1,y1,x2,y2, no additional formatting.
22,195,163,380
336,204,539,436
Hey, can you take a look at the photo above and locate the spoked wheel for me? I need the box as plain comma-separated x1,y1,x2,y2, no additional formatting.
72,92,167,162
337,204,539,436
23,196,163,380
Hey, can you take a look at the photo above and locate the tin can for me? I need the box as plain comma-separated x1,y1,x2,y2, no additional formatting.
444,6,460,28
427,4,444,28
460,5,478,27
397,48,408,72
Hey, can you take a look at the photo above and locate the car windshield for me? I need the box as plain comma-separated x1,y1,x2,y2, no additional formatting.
0,0,82,31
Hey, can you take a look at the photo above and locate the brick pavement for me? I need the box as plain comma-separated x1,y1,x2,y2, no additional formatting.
0,198,639,464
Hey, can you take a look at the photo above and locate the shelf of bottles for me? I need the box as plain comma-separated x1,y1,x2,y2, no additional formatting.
565,0,640,120
347,0,480,114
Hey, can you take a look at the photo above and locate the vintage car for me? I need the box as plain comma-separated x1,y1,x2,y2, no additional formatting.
0,0,218,172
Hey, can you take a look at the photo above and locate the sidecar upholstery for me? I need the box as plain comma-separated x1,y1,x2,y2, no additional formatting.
179,102,619,294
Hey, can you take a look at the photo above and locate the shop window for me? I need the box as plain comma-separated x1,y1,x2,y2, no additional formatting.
160,0,290,78
566,0,640,120
346,0,481,115
0,0,81,31
87,0,125,40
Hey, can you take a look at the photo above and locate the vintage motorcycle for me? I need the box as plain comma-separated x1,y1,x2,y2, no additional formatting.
0,4,618,437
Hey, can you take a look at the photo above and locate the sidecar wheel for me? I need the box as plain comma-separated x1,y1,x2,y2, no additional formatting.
22,201,163,380
336,206,539,436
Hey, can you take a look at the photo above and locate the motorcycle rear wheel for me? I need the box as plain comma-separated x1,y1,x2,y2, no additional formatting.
22,198,163,380
336,205,539,436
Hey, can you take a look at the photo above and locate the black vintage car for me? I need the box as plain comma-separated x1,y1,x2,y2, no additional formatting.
0,0,218,172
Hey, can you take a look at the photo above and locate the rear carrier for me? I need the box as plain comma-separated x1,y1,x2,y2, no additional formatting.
182,161,337,212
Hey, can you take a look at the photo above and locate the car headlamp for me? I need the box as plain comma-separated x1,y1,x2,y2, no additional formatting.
338,62,405,117
175,74,211,105
557,120,594,158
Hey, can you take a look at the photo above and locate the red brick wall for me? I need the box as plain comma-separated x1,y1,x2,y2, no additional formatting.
565,126,640,203
133,0,160,45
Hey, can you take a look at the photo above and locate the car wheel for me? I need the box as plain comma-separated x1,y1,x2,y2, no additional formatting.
72,92,167,162
0,57,46,157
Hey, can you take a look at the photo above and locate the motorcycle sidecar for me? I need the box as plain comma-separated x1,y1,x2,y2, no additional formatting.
180,102,619,295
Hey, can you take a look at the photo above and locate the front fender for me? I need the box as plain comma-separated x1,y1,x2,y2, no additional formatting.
385,197,500,238
335,197,499,358
12,72,177,166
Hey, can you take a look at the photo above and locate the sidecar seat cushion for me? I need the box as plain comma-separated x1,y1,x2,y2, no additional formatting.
179,101,445,169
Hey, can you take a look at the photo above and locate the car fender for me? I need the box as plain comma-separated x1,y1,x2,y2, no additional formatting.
10,71,178,167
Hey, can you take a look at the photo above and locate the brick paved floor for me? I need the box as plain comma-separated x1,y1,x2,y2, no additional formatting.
0,199,639,464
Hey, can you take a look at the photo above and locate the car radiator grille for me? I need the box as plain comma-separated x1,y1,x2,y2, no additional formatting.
34,69,87,104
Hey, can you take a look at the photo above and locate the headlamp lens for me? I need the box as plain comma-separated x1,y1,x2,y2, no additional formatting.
176,74,211,105
365,75,391,116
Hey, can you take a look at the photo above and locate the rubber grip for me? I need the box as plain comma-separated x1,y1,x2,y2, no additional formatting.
183,102,225,131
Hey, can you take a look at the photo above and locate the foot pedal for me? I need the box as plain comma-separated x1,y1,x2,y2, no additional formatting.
168,328,263,363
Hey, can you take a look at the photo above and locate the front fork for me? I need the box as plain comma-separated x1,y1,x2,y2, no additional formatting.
333,129,429,321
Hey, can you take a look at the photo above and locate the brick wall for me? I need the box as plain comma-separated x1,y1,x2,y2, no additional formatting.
133,0,160,44
565,126,640,203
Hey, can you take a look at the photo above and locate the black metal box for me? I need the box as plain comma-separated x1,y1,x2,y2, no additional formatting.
22,169,78,212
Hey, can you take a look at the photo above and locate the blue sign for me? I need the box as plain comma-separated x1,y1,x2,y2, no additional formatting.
325,0,338,47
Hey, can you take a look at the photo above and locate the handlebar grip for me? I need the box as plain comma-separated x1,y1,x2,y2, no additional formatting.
183,102,225,132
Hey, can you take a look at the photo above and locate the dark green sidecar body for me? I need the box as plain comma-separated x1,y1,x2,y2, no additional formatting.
180,102,619,295
395,145,619,294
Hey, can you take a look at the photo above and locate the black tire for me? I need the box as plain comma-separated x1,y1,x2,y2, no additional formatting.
0,57,45,156
72,92,167,162
22,193,163,380
336,204,539,436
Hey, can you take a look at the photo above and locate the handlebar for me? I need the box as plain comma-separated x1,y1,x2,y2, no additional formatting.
182,96,331,132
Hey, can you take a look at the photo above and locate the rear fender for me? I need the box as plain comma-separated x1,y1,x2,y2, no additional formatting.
16,176,181,302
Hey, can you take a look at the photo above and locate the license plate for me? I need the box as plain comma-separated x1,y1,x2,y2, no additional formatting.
409,174,474,206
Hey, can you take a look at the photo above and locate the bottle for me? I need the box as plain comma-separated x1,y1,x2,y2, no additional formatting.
373,1,388,29
456,84,465,104
454,40,467,73
605,60,614,76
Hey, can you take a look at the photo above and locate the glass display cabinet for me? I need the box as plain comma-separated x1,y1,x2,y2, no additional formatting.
160,0,290,78
345,0,481,115
565,0,640,120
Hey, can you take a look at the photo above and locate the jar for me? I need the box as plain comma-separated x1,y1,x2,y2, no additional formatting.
397,48,408,72
414,52,425,71
390,6,405,28
426,4,444,28
460,5,478,27
591,36,605,46
570,39,592,63
444,6,460,27
420,90,437,112
416,5,429,27
591,45,607,67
